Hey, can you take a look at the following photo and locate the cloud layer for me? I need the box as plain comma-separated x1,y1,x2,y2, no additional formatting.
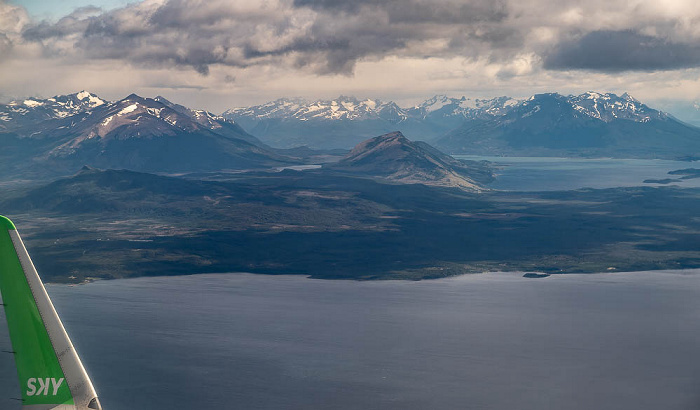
6,0,700,75
3,0,700,110
6,0,700,77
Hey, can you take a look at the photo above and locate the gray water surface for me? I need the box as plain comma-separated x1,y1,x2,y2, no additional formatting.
3,271,700,409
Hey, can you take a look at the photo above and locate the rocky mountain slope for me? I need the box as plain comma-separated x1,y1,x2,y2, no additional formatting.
327,131,493,190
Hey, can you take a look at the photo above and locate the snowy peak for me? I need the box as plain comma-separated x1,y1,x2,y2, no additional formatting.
0,90,107,130
511,92,669,123
83,94,207,140
73,90,106,107
567,92,666,123
15,90,105,112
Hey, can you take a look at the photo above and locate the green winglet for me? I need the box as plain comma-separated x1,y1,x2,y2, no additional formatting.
0,215,16,230
0,217,74,406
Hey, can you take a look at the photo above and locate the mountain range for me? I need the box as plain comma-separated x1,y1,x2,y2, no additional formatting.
224,92,700,159
3,90,700,181
223,95,519,149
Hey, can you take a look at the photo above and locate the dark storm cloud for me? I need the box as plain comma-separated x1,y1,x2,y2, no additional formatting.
287,0,514,73
293,0,508,24
243,37,358,74
544,30,700,72
15,0,516,75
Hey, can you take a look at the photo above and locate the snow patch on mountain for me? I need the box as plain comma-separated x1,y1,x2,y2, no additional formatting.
75,91,105,107
118,104,139,116
420,95,453,113
23,100,44,107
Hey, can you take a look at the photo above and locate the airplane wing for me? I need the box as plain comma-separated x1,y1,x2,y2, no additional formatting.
0,216,102,410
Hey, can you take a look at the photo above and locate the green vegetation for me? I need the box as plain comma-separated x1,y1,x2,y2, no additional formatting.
2,168,700,282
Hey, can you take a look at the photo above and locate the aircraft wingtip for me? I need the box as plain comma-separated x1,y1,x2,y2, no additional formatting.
0,215,16,230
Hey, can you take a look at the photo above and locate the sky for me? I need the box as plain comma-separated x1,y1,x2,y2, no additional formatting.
2,0,700,117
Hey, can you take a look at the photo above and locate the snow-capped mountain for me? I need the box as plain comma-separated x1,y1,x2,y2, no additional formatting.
406,95,518,120
0,93,292,177
436,92,700,159
567,92,668,123
0,91,106,131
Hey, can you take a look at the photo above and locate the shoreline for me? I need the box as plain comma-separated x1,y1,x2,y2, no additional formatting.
44,266,700,286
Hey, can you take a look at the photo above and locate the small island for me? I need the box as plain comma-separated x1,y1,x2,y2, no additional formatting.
523,273,551,279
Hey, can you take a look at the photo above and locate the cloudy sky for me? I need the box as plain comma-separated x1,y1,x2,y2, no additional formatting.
2,0,700,115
